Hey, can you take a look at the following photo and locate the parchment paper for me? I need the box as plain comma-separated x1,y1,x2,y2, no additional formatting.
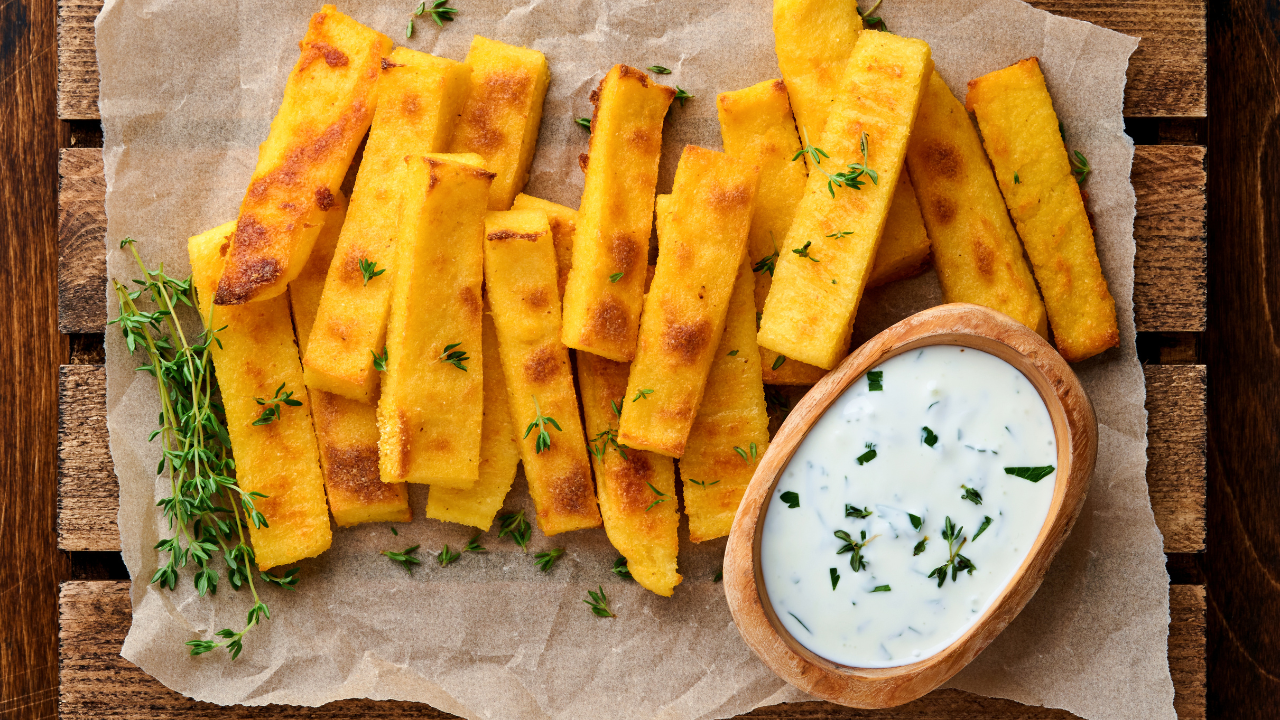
97,1,1170,718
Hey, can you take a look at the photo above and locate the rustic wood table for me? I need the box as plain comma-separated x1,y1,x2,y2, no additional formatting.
7,0,1271,717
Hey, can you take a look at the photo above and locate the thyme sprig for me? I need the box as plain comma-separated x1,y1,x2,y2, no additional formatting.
928,516,977,588
834,529,874,572
252,383,302,426
383,545,423,574
1070,150,1092,184
612,556,633,580
437,544,461,567
498,511,532,552
585,586,615,617
438,342,470,371
792,128,880,197
111,238,283,660
534,548,565,572
358,258,385,286
523,396,562,454
590,427,629,461
644,482,670,512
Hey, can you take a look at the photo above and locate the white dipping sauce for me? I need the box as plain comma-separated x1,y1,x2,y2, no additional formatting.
759,345,1057,668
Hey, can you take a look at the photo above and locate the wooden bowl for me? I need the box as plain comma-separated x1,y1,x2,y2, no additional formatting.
724,303,1097,708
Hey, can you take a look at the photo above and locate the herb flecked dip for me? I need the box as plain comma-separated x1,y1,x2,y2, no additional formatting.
759,345,1057,668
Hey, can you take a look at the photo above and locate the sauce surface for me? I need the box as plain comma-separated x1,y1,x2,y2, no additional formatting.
759,345,1057,668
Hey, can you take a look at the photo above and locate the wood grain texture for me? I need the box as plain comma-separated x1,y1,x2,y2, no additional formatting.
1205,1,1280,715
59,147,106,334
0,1,66,719
57,361,1208,554
1030,0,1206,117
1133,146,1208,331
58,580,1205,719
58,365,115,551
724,305,1098,708
55,1,1206,121
55,147,1210,334
56,0,103,120
1145,365,1206,552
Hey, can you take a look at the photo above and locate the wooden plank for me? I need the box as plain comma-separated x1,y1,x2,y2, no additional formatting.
59,148,106,334
1145,365,1206,552
1132,146,1207,332
58,366,115,552
1031,0,1206,117
57,580,1205,719
56,1,1205,121
57,0,103,120
56,147,1209,334
58,364,1208,554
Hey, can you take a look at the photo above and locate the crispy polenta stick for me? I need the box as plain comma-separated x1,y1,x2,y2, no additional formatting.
485,209,601,535
289,194,412,526
680,258,770,542
426,312,521,530
448,37,550,210
512,193,577,299
561,65,676,362
966,59,1118,361
214,6,391,306
716,80,928,385
619,146,757,458
772,0,861,144
577,352,681,596
908,71,1048,337
302,48,472,403
378,155,492,487
189,223,331,569
758,32,933,370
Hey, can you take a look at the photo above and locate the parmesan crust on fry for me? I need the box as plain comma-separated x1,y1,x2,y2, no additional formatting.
448,36,551,210
215,6,391,306
289,192,412,527
560,65,676,362
907,71,1048,337
302,48,471,403
758,31,933,370
679,258,770,542
377,155,492,487
619,146,758,457
577,352,681,596
966,58,1118,361
485,209,601,535
190,222,331,569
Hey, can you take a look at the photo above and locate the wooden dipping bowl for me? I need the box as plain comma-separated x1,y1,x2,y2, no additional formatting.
723,303,1098,708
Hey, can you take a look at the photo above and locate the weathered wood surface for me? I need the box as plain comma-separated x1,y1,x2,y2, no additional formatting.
57,0,1205,120
56,146,1209,334
1145,365,1207,552
56,363,1208,553
1205,0,1280,710
58,580,1205,719
59,148,106,334
56,0,102,120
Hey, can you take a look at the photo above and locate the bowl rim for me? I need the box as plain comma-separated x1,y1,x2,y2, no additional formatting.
723,303,1098,709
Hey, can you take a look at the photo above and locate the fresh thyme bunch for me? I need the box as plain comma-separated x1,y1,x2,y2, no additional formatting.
109,238,289,660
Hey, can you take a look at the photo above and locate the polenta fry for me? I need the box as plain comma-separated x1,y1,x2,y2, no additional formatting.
907,71,1048,336
215,6,391,305
966,58,1118,361
512,193,577,299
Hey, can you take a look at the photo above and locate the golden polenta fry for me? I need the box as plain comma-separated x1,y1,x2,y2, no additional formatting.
908,71,1048,337
772,0,861,148
302,49,472,404
716,79,929,385
512,193,577,299
485,209,601,535
577,352,681,596
378,155,492,487
966,58,1118,361
426,312,521,531
758,32,933,370
189,222,331,570
680,259,770,543
289,194,412,527
448,36,551,210
561,65,676,362
215,6,391,306
619,146,758,458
